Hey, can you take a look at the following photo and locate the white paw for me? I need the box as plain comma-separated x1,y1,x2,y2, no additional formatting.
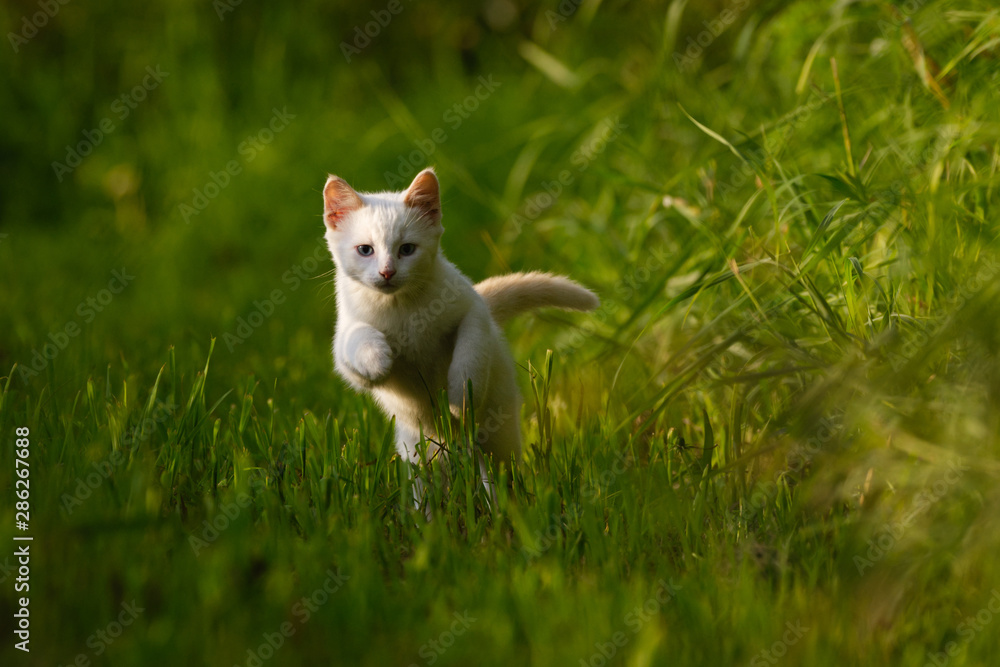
447,381,470,418
355,334,393,382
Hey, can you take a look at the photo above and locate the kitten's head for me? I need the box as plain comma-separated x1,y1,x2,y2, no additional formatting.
323,168,443,296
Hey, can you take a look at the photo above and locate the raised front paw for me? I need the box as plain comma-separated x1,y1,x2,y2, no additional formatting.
354,333,393,383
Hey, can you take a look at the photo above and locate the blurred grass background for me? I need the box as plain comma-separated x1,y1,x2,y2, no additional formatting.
3,0,1000,665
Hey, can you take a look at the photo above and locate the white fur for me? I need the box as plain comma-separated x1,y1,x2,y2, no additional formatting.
323,168,598,469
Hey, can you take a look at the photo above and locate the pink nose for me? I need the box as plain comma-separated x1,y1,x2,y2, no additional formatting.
379,269,396,280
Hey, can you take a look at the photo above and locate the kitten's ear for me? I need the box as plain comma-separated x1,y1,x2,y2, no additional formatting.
323,175,363,230
404,168,442,225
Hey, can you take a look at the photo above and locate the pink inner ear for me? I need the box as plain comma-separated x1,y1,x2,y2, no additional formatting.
324,176,363,229
404,170,441,224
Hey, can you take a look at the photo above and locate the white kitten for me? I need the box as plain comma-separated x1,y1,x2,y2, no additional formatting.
322,167,598,476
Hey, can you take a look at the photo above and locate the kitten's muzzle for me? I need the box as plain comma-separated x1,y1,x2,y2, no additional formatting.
374,279,401,293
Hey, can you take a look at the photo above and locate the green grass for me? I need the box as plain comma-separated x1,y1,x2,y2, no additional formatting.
3,1,1000,665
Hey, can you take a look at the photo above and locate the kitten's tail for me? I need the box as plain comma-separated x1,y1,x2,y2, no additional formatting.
475,272,599,325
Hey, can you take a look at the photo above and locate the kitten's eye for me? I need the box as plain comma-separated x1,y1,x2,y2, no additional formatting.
399,243,417,257
356,245,374,257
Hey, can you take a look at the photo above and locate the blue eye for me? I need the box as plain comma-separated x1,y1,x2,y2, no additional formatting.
399,243,416,257
356,245,374,257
